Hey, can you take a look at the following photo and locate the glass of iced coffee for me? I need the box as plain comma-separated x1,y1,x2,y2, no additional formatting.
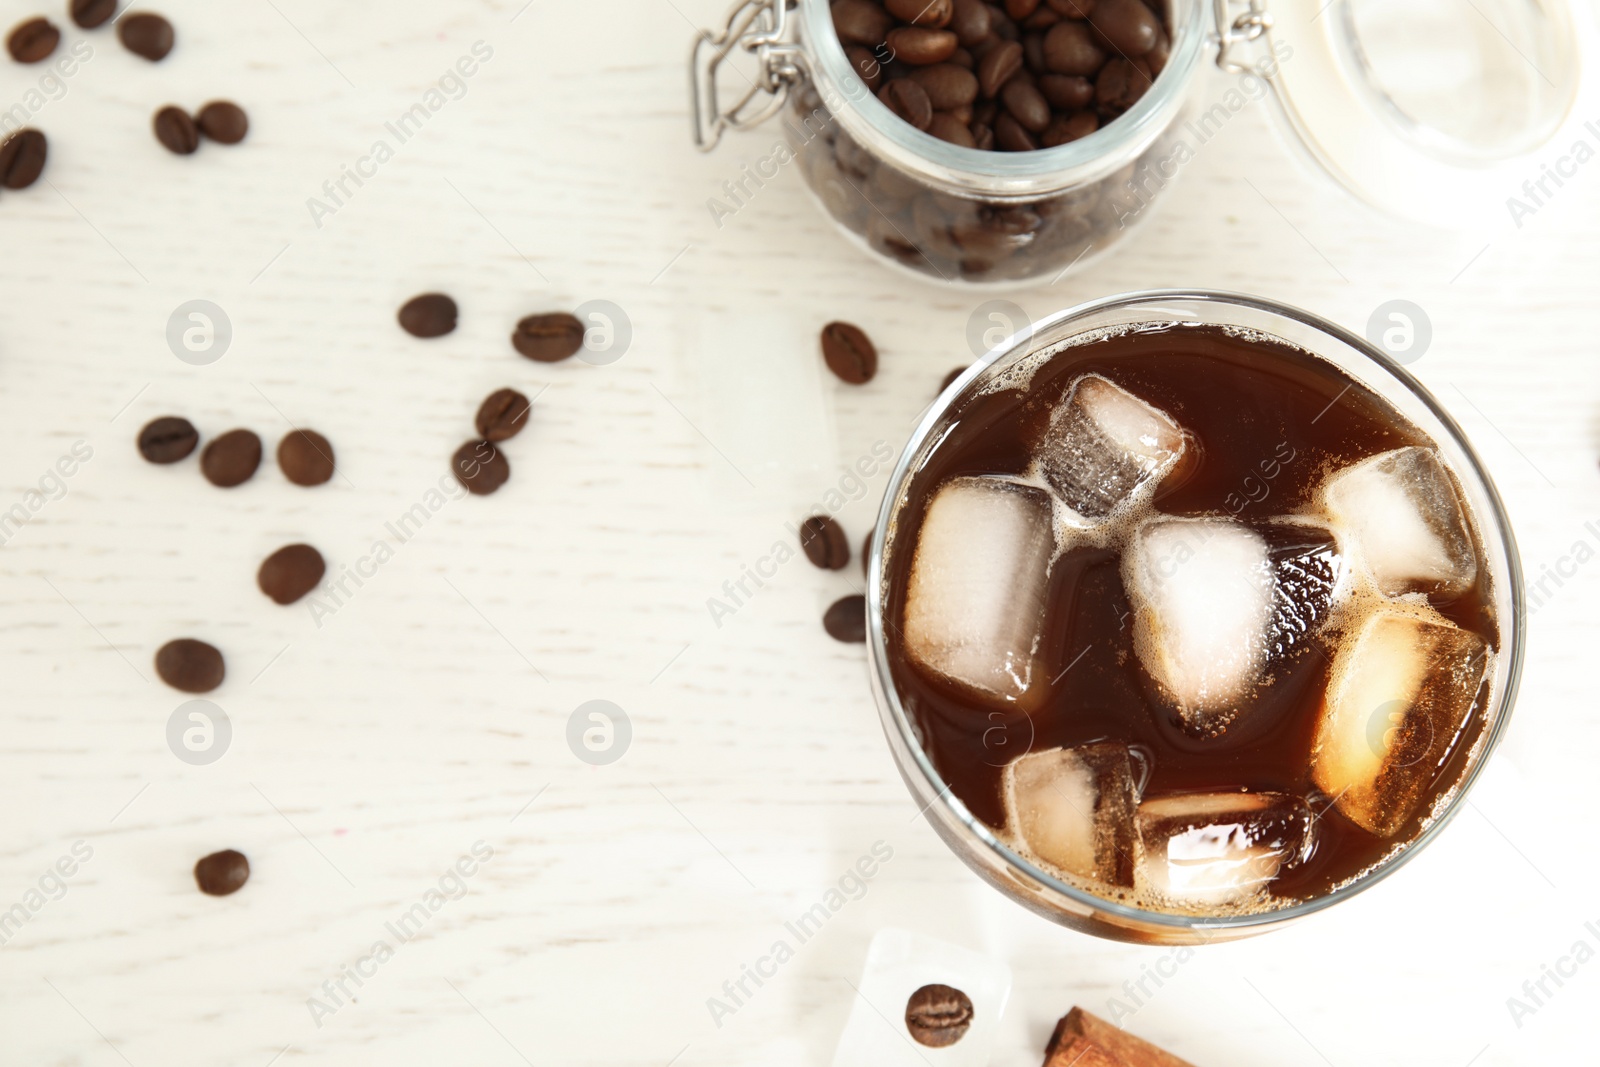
868,290,1524,944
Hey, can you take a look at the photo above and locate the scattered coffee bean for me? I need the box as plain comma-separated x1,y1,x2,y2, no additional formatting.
910,63,979,109
878,78,933,132
927,112,976,147
800,515,850,570
512,312,585,362
138,416,199,464
452,440,510,496
199,428,262,488
905,984,974,1048
950,0,990,44
153,106,198,155
7,17,60,63
0,128,47,189
71,0,118,30
398,292,458,338
833,0,893,46
1089,0,1160,56
194,849,249,896
887,26,959,65
1001,77,1051,132
1039,73,1094,110
475,388,531,442
976,39,1023,98
118,11,173,61
823,595,867,644
277,429,335,487
196,101,248,144
940,366,965,393
155,638,225,693
1043,21,1103,76
258,544,326,605
821,321,878,385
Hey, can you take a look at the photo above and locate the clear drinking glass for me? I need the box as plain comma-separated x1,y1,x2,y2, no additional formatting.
866,290,1526,944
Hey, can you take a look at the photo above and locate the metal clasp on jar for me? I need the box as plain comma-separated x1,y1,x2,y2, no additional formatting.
1213,0,1273,74
691,0,810,151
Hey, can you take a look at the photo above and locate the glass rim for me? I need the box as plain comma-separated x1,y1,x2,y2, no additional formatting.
865,288,1528,932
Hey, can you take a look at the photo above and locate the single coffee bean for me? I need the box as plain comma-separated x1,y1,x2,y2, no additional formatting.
1089,0,1159,55
277,429,336,487
928,112,977,147
1096,56,1152,115
994,110,1039,151
1001,77,1051,132
71,0,119,29
452,439,510,495
200,429,262,488
1039,72,1095,109
820,321,878,385
7,18,60,63
1043,108,1099,145
878,78,933,131
0,128,47,189
941,366,966,393
910,63,978,109
823,595,867,644
950,0,991,44
194,850,249,896
799,515,851,571
1043,20,1104,75
156,638,225,693
832,0,893,46
258,544,326,605
1005,0,1041,18
512,312,585,362
845,45,884,92
398,293,458,338
153,106,199,155
887,0,954,26
475,387,531,442
196,101,248,144
905,984,974,1048
118,11,173,60
886,26,959,65
138,416,199,464
976,39,1023,98
1022,30,1047,75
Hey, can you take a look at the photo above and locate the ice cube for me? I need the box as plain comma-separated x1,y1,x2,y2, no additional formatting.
1261,522,1345,658
1138,792,1314,906
1122,518,1273,733
1323,447,1477,598
904,477,1055,707
1037,374,1185,520
1005,743,1140,887
1311,605,1491,837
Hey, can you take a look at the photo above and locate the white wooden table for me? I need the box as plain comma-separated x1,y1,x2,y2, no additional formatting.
1,1,1596,1064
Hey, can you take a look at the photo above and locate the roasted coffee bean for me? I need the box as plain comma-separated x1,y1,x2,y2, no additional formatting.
1042,108,1099,145
278,429,335,487
71,0,118,29
0,128,47,188
975,39,1023,97
1089,0,1159,55
1005,0,1041,18
800,515,850,570
878,78,933,131
7,18,60,63
970,121,995,150
993,110,1039,151
1043,20,1104,74
1022,31,1046,74
156,638,225,693
1023,7,1061,29
138,416,199,464
987,2,1020,40
118,11,174,61
475,387,530,442
1001,77,1051,132
949,0,990,44
823,595,867,644
941,366,966,393
1096,56,1151,115
832,0,892,46
887,0,954,26
1039,72,1095,109
928,112,977,147
153,106,198,155
905,984,974,1048
196,101,248,144
512,312,585,362
258,544,326,605
845,45,884,91
886,26,958,65
452,440,509,495
200,429,262,488
194,850,249,896
1046,0,1097,15
398,293,458,338
820,321,878,385
910,63,978,109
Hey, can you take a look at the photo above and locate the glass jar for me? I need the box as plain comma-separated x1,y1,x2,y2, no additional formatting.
691,0,1595,285
865,290,1526,944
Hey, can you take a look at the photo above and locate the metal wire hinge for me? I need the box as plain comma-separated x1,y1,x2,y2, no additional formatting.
691,0,808,152
1214,0,1274,74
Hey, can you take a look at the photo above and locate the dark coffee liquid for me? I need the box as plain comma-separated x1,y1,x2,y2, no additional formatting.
882,324,1499,905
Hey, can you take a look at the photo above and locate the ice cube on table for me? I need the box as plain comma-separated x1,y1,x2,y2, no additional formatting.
833,928,1012,1067
1005,743,1140,887
1123,518,1273,734
1324,446,1478,598
1037,374,1185,520
1137,792,1314,906
904,477,1055,707
1311,604,1491,837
